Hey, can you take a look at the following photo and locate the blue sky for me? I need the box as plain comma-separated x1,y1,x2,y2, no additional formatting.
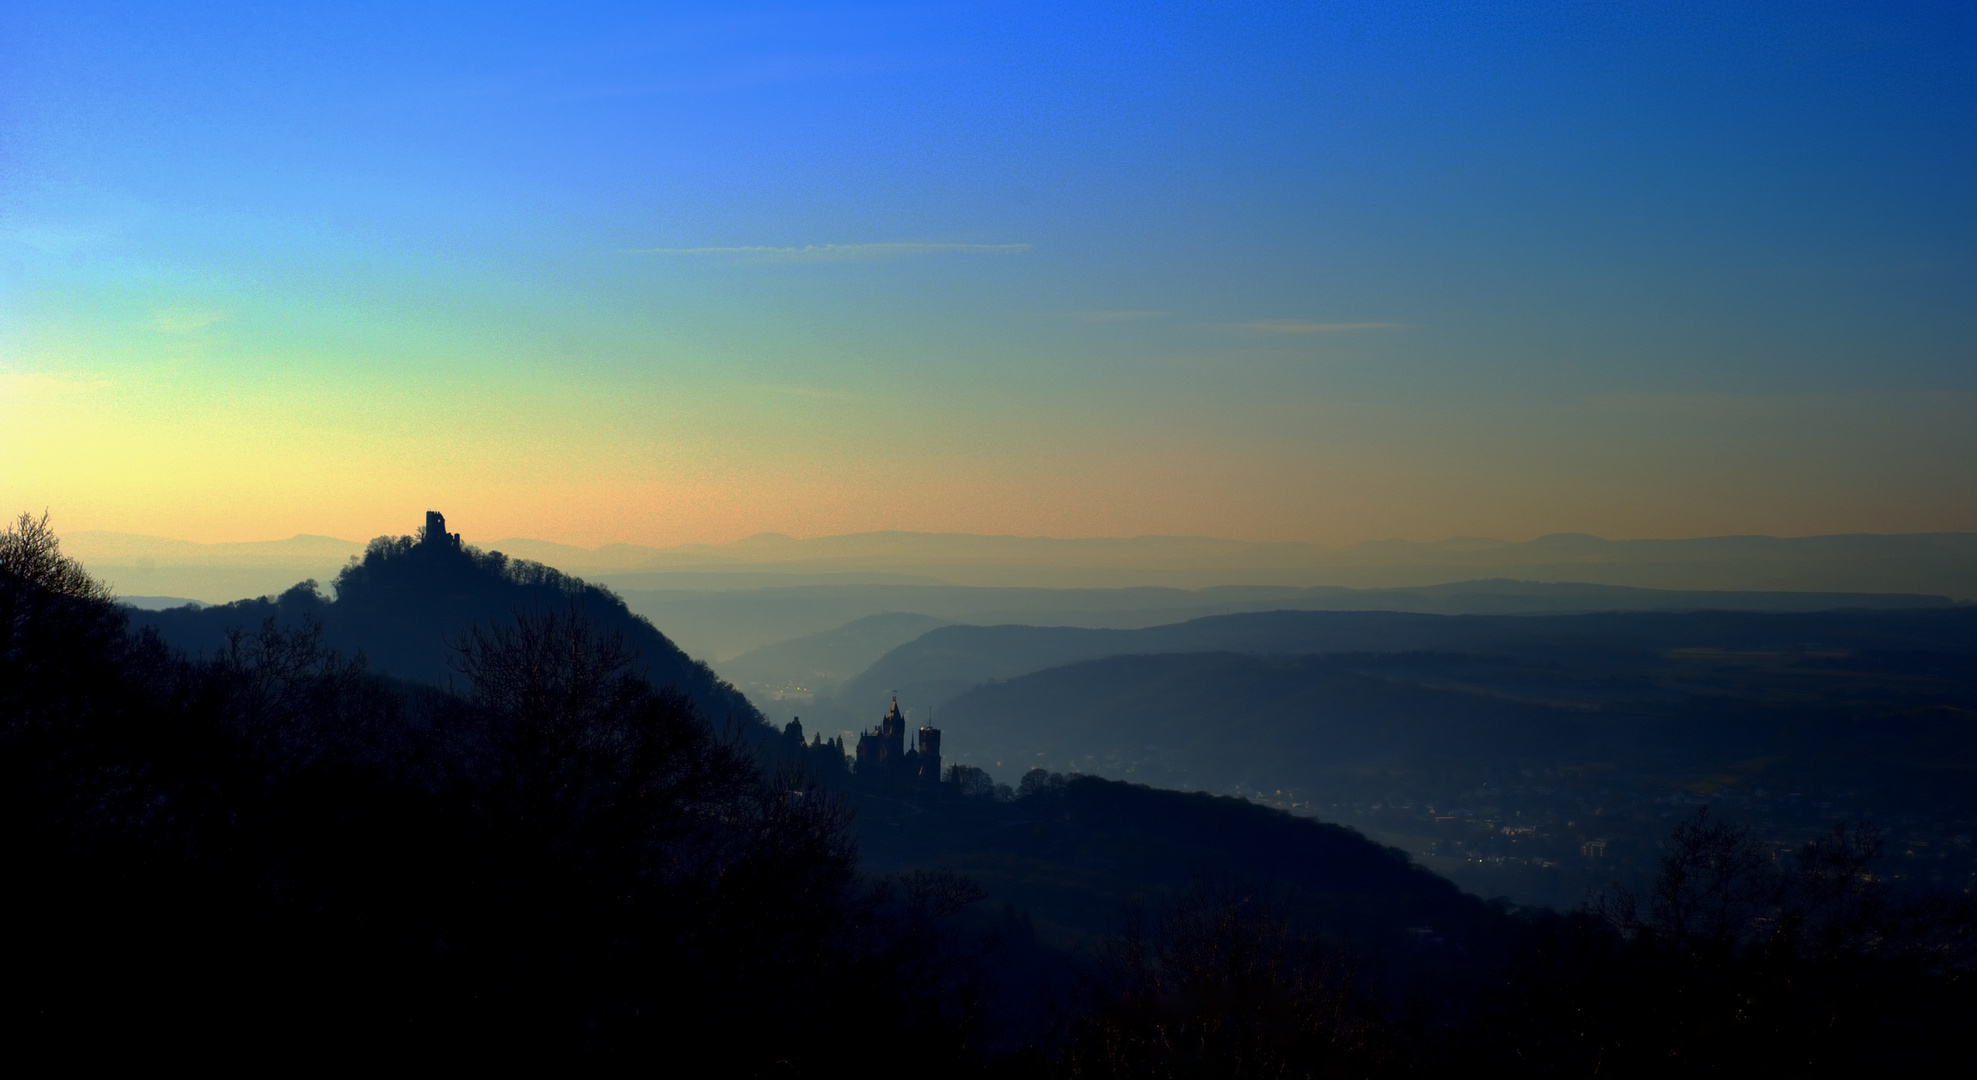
3,1,1973,545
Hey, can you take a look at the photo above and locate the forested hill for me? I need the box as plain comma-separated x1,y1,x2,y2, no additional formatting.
129,532,766,731
841,605,1977,716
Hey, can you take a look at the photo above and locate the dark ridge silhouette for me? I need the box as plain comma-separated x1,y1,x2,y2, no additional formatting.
129,512,768,733
852,769,1507,955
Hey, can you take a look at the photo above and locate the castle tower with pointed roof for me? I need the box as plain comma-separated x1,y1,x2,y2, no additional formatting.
855,697,941,784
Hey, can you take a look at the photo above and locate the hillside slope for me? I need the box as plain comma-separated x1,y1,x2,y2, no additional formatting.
928,625,1977,907
852,772,1515,969
130,532,766,731
841,605,1977,720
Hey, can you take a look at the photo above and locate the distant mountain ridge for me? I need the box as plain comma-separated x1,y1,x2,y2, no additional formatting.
626,578,1955,667
60,527,1977,599
63,531,365,566
505,530,1977,595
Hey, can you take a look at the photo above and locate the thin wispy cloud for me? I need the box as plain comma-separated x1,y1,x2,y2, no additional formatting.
633,242,1031,264
1073,310,1166,323
756,384,860,401
1230,320,1401,333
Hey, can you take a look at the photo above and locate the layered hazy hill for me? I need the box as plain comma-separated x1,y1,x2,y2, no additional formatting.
62,527,1977,606
870,606,1977,908
742,591,1951,723
918,606,1977,782
717,612,956,704
649,578,1957,667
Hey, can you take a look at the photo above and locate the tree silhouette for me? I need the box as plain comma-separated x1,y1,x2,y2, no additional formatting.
1058,884,1392,1079
0,510,113,603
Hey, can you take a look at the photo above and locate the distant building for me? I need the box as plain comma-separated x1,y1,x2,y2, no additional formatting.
855,698,941,783
421,511,461,550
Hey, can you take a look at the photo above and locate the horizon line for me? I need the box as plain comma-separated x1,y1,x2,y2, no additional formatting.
53,525,1977,553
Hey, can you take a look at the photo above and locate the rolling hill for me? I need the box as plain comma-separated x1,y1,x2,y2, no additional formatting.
915,609,1977,907
127,532,766,732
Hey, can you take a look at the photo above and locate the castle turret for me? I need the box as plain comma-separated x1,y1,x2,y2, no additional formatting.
916,724,942,784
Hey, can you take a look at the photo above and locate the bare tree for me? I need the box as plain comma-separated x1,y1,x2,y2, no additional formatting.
1599,807,1774,952
1064,884,1390,1078
448,604,739,822
0,511,113,603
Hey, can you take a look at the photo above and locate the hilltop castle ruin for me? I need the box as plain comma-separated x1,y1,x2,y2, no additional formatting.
419,511,461,550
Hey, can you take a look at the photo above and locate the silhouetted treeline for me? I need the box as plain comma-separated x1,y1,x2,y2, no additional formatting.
996,805,1976,1078
1442,809,1977,1077
7,512,1974,1074
879,779,1976,1075
1044,884,1399,1078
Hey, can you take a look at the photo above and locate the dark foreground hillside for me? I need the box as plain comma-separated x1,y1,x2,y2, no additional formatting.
3,516,965,1069
7,513,1975,1075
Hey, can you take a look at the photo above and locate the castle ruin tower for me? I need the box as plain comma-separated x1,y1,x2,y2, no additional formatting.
421,510,461,550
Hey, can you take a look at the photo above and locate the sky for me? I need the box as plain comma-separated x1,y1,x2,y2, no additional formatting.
3,1,1974,547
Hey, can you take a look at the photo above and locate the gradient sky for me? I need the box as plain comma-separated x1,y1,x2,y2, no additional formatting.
4,1,1974,547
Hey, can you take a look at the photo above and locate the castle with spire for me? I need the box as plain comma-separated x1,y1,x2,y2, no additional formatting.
855,698,941,784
